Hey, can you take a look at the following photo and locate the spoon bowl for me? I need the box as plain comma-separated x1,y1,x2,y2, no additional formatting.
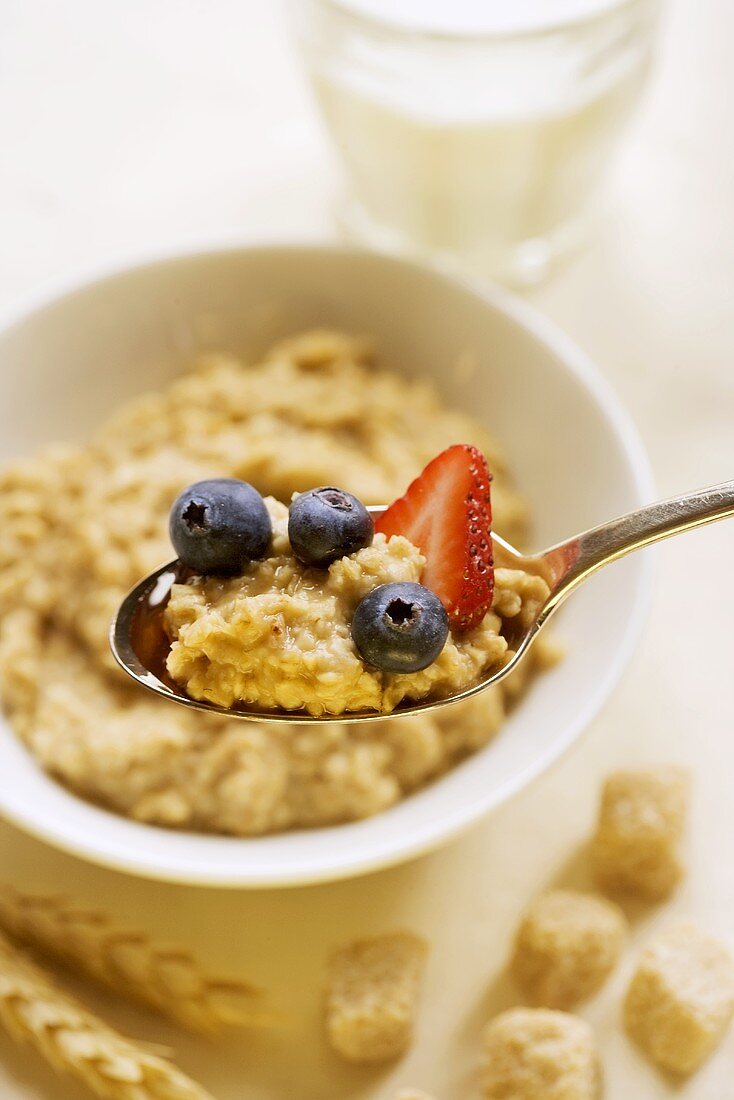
111,482,734,722
109,522,534,723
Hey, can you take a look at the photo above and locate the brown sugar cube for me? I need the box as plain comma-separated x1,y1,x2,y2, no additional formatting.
325,931,428,1063
624,921,734,1075
511,889,627,1009
482,1008,600,1100
591,766,689,901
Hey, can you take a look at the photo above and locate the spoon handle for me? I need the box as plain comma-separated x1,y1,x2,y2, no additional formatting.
543,478,734,606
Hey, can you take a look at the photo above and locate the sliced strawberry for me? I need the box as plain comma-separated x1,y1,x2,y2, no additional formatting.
375,444,494,632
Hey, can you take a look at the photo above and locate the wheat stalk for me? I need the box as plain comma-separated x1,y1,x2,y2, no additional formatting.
0,885,266,1033
0,930,215,1100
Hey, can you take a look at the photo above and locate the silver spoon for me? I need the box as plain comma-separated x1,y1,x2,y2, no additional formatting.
110,480,734,723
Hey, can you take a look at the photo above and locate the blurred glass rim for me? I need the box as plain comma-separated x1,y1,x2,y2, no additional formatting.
315,0,657,40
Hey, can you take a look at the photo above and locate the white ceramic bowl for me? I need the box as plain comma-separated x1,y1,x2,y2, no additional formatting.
0,244,653,887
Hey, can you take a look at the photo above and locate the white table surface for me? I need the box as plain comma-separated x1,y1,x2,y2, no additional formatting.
0,2,732,1098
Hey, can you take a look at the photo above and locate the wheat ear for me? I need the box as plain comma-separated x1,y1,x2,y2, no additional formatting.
0,885,265,1033
0,930,215,1100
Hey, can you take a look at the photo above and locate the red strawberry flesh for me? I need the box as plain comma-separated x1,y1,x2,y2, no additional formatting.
375,444,494,632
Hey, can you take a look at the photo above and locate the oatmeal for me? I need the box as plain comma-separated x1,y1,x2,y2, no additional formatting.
164,498,542,717
0,330,548,834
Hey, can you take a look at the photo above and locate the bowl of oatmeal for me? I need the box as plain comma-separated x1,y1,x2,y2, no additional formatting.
0,244,653,885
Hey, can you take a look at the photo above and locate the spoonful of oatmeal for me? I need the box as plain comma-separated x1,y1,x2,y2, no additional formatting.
110,446,734,724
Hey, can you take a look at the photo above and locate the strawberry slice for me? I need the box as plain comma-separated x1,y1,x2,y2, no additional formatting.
375,444,494,632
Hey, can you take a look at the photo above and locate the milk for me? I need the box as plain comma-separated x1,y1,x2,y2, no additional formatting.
294,0,659,281
334,0,632,35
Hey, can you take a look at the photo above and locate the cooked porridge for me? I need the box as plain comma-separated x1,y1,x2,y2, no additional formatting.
0,331,552,834
165,498,547,717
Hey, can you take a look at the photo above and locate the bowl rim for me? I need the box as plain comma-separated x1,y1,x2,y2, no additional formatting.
0,238,656,887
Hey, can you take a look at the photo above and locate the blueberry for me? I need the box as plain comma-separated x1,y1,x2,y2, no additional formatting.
288,487,374,567
351,581,449,673
169,478,271,575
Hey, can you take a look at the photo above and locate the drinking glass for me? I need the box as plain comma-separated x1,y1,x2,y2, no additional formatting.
290,0,662,284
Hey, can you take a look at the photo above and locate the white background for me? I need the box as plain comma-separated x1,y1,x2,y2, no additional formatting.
0,1,733,1097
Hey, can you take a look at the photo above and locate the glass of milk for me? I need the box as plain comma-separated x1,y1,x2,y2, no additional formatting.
290,0,661,284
